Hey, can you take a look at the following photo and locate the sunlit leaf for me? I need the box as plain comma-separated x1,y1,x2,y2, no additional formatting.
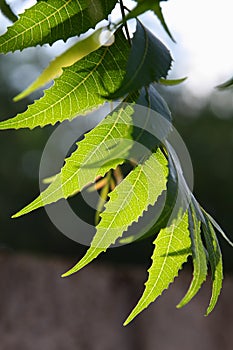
62,148,168,277
14,27,114,101
124,210,191,325
0,0,118,52
0,30,129,129
12,103,135,218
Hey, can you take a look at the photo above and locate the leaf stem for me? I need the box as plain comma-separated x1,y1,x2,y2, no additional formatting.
119,0,131,45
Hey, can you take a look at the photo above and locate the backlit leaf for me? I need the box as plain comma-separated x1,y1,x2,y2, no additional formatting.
14,27,114,101
124,210,191,325
0,30,129,130
62,148,168,277
12,103,135,218
0,0,118,52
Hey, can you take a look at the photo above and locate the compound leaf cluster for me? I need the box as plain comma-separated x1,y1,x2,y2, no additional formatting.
0,0,230,325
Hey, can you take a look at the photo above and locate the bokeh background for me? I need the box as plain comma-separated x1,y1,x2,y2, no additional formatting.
0,1,232,349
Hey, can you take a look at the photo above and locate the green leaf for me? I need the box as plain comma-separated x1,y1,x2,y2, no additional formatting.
159,77,187,86
202,217,223,315
62,148,168,277
124,210,191,326
0,30,129,130
126,85,172,164
119,156,178,245
118,84,174,246
107,21,172,99
14,27,114,101
0,0,17,22
119,136,177,246
0,0,118,52
139,84,172,122
128,85,172,159
177,204,208,309
129,0,175,41
120,133,194,246
216,77,233,89
12,103,135,218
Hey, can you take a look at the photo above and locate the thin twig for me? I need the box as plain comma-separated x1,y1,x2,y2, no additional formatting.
119,0,131,45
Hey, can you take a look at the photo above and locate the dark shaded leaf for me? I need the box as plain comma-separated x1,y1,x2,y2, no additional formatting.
0,0,17,22
106,21,172,99
202,217,223,315
177,204,208,308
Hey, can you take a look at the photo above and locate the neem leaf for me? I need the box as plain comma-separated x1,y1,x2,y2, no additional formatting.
62,148,168,277
0,0,118,52
12,103,135,218
124,210,191,325
127,84,172,164
0,30,129,130
138,84,172,122
14,27,114,101
107,21,172,99
202,217,223,315
119,153,178,245
128,0,175,41
177,204,208,309
119,85,174,245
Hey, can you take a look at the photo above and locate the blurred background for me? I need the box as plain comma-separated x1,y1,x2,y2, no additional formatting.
0,1,232,349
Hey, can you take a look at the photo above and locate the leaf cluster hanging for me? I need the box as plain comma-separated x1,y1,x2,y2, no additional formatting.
0,0,231,325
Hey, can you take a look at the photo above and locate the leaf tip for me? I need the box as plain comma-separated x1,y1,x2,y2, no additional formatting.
13,93,23,102
205,309,211,317
11,212,20,219
176,301,184,309
61,267,78,278
61,272,70,278
123,315,133,327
